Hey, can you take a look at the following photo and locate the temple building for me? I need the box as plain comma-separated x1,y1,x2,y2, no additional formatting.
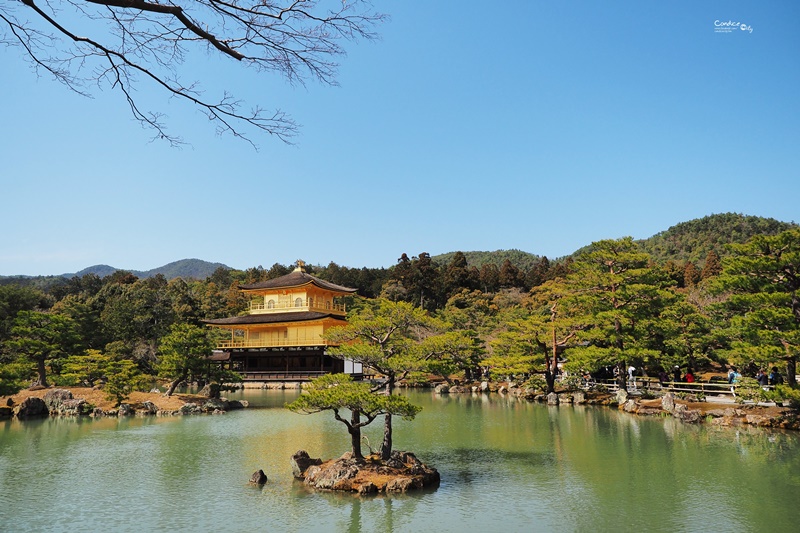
203,262,362,381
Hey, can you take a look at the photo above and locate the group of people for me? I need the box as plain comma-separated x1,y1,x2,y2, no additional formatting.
755,367,784,388
656,366,695,385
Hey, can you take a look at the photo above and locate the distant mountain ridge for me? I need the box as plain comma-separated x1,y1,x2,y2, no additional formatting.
68,259,230,280
2,214,796,283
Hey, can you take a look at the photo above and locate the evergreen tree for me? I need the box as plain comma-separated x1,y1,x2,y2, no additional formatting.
711,229,800,385
701,250,722,279
559,238,673,390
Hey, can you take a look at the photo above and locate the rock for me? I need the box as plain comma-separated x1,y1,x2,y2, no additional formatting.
572,391,586,404
508,381,517,389
622,399,637,412
673,404,702,423
480,381,489,392
520,388,538,400
291,450,323,479
616,389,628,405
249,469,268,485
304,459,360,490
118,403,135,417
199,383,222,399
13,397,48,419
299,450,439,494
202,398,229,412
661,392,675,413
0,406,13,419
636,407,662,416
138,401,158,416
471,386,479,393
358,482,378,495
179,403,202,415
226,400,247,410
546,392,559,405
6,397,14,407
498,386,507,394
386,477,416,492
746,415,770,427
434,384,450,394
56,399,90,416
561,394,574,404
43,389,73,410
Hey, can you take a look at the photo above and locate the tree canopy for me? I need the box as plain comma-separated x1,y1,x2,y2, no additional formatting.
287,373,421,460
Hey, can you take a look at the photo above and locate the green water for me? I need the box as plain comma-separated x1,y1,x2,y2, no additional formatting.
1,391,799,532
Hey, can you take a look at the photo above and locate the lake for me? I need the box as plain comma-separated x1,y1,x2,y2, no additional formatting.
1,390,799,532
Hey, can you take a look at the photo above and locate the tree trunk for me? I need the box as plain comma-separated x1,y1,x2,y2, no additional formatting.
165,372,187,397
617,361,627,392
35,357,48,388
380,413,393,461
380,375,395,460
349,410,364,460
545,326,557,394
787,357,797,387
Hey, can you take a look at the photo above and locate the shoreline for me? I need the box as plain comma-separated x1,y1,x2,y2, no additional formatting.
3,382,798,431
1,386,248,419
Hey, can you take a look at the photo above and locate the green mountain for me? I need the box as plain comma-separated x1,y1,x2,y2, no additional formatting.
72,259,230,280
637,213,797,265
432,249,542,271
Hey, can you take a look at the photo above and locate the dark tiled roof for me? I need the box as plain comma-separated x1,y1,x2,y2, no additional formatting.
202,311,347,326
208,351,231,361
238,270,357,293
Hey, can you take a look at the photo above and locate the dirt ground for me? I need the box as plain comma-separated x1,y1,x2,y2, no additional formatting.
3,387,206,411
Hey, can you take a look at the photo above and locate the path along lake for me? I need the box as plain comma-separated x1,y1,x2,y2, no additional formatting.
2,390,799,533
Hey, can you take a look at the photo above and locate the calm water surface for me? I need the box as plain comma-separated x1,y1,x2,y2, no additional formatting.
1,391,799,532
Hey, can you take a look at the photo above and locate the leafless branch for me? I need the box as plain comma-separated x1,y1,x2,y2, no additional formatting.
1,0,386,146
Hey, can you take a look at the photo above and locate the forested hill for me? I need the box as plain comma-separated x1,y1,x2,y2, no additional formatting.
432,250,541,271
0,259,230,288
72,259,230,280
637,213,797,265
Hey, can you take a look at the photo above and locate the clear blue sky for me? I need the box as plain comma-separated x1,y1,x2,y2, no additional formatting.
1,1,798,276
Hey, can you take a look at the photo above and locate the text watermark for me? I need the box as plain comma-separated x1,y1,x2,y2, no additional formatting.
714,20,753,33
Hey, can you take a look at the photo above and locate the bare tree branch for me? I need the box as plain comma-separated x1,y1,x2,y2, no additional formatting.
1,0,386,146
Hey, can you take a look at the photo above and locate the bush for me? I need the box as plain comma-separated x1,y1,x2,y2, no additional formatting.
0,361,31,396
104,360,152,406
769,385,800,409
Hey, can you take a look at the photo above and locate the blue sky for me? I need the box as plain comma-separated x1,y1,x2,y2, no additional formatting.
1,1,798,276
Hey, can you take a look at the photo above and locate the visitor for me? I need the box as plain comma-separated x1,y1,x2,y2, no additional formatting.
729,367,741,398
628,365,637,390
757,369,769,389
658,369,668,386
685,370,695,383
673,366,681,382
769,367,784,386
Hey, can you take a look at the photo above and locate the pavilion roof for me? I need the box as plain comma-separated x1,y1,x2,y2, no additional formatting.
238,269,357,294
203,311,347,326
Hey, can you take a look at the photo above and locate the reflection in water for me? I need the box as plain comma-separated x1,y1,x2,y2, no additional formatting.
1,391,799,532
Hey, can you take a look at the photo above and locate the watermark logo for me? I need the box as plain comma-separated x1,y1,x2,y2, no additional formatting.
714,20,753,33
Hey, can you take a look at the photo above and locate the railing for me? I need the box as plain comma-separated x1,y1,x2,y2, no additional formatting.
249,300,347,314
217,338,333,349
240,371,366,382
598,378,757,397
241,371,328,381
